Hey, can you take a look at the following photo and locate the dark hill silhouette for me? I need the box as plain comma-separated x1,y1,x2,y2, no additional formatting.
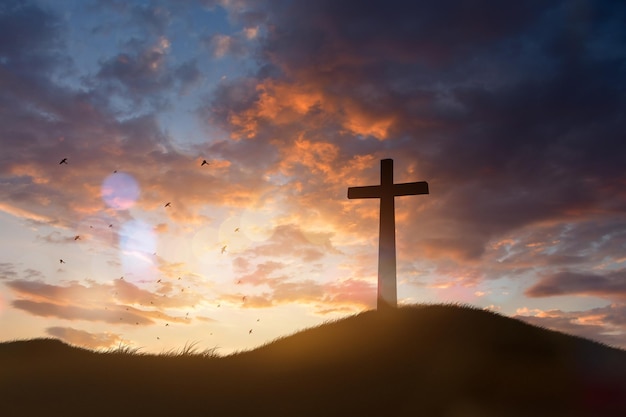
1,304,625,416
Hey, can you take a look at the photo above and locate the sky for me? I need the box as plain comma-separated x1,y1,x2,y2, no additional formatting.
1,0,625,355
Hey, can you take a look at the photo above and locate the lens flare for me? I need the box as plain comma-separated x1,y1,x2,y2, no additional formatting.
191,226,234,284
101,172,140,210
218,216,251,253
119,219,157,280
240,206,275,242
191,226,219,260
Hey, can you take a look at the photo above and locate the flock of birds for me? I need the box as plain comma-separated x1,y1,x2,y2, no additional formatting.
57,157,261,343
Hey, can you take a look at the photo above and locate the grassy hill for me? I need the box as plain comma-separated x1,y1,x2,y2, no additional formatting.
1,304,625,416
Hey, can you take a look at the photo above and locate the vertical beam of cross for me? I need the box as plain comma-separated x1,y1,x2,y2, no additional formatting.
348,159,429,310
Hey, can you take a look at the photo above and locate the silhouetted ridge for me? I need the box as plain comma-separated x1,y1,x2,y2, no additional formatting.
2,304,625,417
0,338,90,356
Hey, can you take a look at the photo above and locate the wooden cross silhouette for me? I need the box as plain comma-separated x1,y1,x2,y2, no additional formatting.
348,159,429,310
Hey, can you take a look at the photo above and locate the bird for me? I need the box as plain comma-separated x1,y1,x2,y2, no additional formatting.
221,245,227,254
249,329,253,334
108,224,113,228
59,259,65,264
120,276,124,280
74,235,80,240
164,202,171,207
201,159,209,166
113,170,117,173
157,279,161,283
234,227,240,232
59,158,68,165
242,296,247,302
165,323,169,326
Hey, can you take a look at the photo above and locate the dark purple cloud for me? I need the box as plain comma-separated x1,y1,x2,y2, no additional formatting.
200,0,626,266
526,270,626,300
0,0,64,72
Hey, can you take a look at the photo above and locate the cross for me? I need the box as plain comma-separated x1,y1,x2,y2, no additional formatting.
348,159,429,310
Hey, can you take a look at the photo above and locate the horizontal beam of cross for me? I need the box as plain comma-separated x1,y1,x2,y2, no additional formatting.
347,181,429,199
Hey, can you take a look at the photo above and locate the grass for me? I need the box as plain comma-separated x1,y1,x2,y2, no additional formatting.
1,303,625,417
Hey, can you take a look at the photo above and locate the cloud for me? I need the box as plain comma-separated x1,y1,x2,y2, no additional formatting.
199,0,626,274
45,326,124,349
2,0,626,345
0,0,64,72
525,270,626,300
226,256,375,312
0,263,19,281
174,60,204,96
97,36,173,99
204,33,250,58
6,278,203,325
241,224,339,262
515,303,626,349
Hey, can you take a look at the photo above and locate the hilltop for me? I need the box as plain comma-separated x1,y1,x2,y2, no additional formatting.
1,304,625,416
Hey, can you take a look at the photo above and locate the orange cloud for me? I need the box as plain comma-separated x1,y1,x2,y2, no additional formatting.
7,278,205,325
45,326,123,349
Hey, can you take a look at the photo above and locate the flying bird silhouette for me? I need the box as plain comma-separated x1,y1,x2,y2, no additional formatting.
234,227,240,232
59,259,65,264
164,202,171,207
74,235,80,240
59,158,68,164
221,245,227,254
249,329,253,334
201,159,209,166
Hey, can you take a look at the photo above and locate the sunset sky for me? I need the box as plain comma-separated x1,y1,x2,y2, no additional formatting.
1,0,625,354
